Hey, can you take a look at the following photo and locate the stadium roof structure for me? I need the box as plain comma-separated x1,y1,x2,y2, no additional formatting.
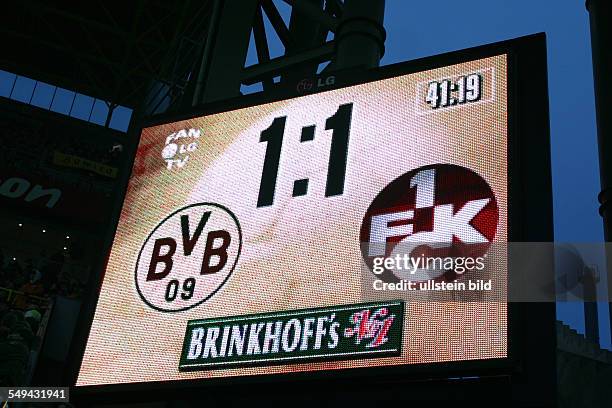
0,0,214,109
1,0,386,121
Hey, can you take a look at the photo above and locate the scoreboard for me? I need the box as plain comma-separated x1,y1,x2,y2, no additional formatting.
72,35,552,393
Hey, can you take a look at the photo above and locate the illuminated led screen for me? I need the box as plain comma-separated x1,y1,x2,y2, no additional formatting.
77,54,508,386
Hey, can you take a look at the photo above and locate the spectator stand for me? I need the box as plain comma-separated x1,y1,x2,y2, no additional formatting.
0,287,54,387
0,244,88,387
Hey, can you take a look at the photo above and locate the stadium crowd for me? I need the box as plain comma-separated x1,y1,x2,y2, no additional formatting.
0,246,84,386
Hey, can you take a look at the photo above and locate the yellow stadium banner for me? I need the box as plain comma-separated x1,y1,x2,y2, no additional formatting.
52,151,118,178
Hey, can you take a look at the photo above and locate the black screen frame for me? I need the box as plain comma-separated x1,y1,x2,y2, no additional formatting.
66,33,554,404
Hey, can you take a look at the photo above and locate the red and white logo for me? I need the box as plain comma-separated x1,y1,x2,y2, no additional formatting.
344,307,396,348
360,164,498,283
135,203,242,312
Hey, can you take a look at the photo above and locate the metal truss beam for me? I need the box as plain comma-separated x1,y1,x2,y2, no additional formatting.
253,5,275,90
282,0,338,32
261,0,295,49
242,41,335,85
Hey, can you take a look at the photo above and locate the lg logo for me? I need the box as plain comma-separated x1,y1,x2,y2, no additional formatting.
135,203,242,312
360,164,498,283
296,75,336,94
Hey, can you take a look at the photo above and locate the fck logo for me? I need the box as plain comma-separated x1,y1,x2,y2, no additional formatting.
360,164,498,283
344,307,396,348
135,203,242,312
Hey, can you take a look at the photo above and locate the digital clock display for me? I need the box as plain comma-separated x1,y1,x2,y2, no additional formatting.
76,53,508,387
426,73,483,109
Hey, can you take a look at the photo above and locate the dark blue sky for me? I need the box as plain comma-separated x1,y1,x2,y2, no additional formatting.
383,1,601,242
382,0,610,349
244,0,610,348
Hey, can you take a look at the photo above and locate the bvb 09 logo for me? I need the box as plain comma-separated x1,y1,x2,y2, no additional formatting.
360,164,498,283
135,203,242,312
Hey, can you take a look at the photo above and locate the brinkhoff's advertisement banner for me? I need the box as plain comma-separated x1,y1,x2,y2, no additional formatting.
180,302,404,371
77,53,508,386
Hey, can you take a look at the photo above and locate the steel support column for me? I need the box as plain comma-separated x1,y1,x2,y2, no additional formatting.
586,0,612,345
193,0,258,104
334,0,385,70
